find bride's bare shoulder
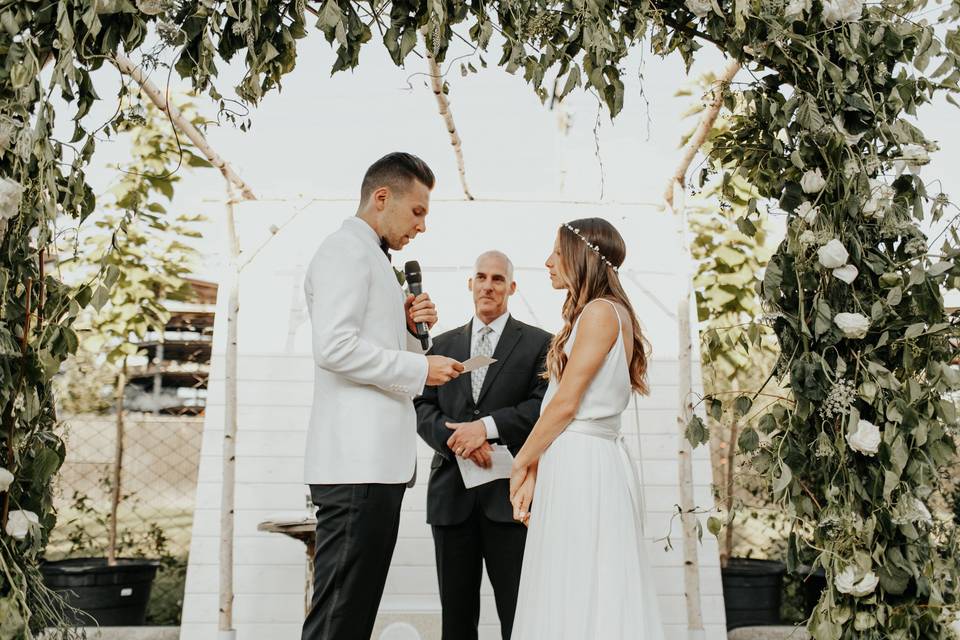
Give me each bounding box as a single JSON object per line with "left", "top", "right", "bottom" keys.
{"left": 576, "top": 300, "right": 621, "bottom": 341}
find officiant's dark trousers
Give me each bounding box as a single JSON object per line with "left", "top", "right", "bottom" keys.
{"left": 302, "top": 483, "right": 406, "bottom": 640}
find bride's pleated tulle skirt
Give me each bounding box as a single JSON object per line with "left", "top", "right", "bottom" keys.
{"left": 512, "top": 424, "right": 666, "bottom": 640}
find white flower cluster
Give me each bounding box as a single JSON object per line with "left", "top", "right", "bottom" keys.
{"left": 895, "top": 143, "right": 931, "bottom": 175}
{"left": 0, "top": 176, "right": 24, "bottom": 221}
{"left": 801, "top": 169, "right": 827, "bottom": 193}
{"left": 834, "top": 566, "right": 879, "bottom": 597}
{"left": 821, "top": 378, "right": 856, "bottom": 419}
{"left": 0, "top": 467, "right": 12, "bottom": 492}
{"left": 862, "top": 179, "right": 895, "bottom": 218}
{"left": 821, "top": 0, "right": 863, "bottom": 26}
{"left": 797, "top": 200, "right": 819, "bottom": 224}
{"left": 5, "top": 509, "right": 39, "bottom": 541}
{"left": 817, "top": 239, "right": 859, "bottom": 284}
{"left": 891, "top": 493, "right": 933, "bottom": 526}
{"left": 685, "top": 0, "right": 714, "bottom": 18}
{"left": 846, "top": 418, "right": 881, "bottom": 455}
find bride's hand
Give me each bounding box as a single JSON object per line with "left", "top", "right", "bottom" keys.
{"left": 509, "top": 462, "right": 528, "bottom": 501}
{"left": 511, "top": 474, "right": 536, "bottom": 525}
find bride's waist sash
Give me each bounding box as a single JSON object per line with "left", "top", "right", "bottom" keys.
{"left": 564, "top": 416, "right": 622, "bottom": 440}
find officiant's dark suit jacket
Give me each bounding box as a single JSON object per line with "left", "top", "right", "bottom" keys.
{"left": 415, "top": 315, "right": 551, "bottom": 525}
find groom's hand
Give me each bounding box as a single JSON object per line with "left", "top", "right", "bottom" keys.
{"left": 405, "top": 293, "right": 438, "bottom": 334}
{"left": 445, "top": 420, "right": 487, "bottom": 458}
{"left": 427, "top": 356, "right": 464, "bottom": 386}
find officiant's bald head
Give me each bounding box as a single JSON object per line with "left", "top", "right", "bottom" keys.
{"left": 470, "top": 251, "right": 516, "bottom": 324}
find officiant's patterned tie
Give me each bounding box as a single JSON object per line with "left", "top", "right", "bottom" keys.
{"left": 471, "top": 326, "right": 494, "bottom": 403}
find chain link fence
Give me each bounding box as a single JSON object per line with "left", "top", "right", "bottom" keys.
{"left": 48, "top": 413, "right": 204, "bottom": 625}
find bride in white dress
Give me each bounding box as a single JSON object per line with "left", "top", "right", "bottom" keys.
{"left": 509, "top": 218, "right": 666, "bottom": 639}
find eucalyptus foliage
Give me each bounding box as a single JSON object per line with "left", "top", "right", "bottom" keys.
{"left": 3, "top": 0, "right": 960, "bottom": 636}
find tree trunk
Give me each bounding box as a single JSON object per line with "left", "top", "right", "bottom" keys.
{"left": 219, "top": 186, "right": 241, "bottom": 638}
{"left": 107, "top": 358, "right": 127, "bottom": 566}
{"left": 722, "top": 414, "right": 739, "bottom": 567}
{"left": 676, "top": 268, "right": 705, "bottom": 638}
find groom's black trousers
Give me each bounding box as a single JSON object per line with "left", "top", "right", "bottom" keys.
{"left": 302, "top": 483, "right": 406, "bottom": 640}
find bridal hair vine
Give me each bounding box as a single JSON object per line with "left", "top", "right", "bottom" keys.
{"left": 562, "top": 222, "right": 619, "bottom": 272}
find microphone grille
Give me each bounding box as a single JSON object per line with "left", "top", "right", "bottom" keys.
{"left": 404, "top": 260, "right": 422, "bottom": 284}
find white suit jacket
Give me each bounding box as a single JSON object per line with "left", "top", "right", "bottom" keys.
{"left": 303, "top": 217, "right": 428, "bottom": 484}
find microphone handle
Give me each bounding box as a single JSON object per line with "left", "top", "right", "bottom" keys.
{"left": 408, "top": 282, "right": 431, "bottom": 349}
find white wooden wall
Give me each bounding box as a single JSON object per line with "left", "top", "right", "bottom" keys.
{"left": 180, "top": 198, "right": 726, "bottom": 640}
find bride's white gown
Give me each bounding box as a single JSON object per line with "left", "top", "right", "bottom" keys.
{"left": 512, "top": 299, "right": 666, "bottom": 639}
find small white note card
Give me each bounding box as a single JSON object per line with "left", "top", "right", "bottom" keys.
{"left": 460, "top": 356, "right": 497, "bottom": 373}
{"left": 456, "top": 445, "right": 514, "bottom": 489}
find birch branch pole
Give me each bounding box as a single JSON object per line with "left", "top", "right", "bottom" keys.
{"left": 423, "top": 35, "right": 475, "bottom": 200}
{"left": 113, "top": 53, "right": 257, "bottom": 201}
{"left": 664, "top": 59, "right": 741, "bottom": 207}
{"left": 112, "top": 51, "right": 257, "bottom": 639}
{"left": 219, "top": 185, "right": 241, "bottom": 639}
{"left": 665, "top": 59, "right": 740, "bottom": 639}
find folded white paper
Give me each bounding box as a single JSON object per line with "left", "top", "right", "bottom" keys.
{"left": 456, "top": 445, "right": 514, "bottom": 489}
{"left": 460, "top": 355, "right": 497, "bottom": 373}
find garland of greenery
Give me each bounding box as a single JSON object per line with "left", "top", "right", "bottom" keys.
{"left": 2, "top": 0, "right": 960, "bottom": 637}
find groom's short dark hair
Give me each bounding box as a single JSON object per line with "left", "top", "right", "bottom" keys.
{"left": 360, "top": 152, "right": 435, "bottom": 202}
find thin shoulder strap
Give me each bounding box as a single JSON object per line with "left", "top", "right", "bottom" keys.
{"left": 588, "top": 298, "right": 623, "bottom": 333}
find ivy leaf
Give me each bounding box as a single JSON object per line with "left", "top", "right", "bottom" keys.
{"left": 738, "top": 426, "right": 760, "bottom": 452}
{"left": 734, "top": 395, "right": 753, "bottom": 418}
{"left": 735, "top": 216, "right": 757, "bottom": 237}
{"left": 707, "top": 516, "right": 722, "bottom": 536}
{"left": 685, "top": 415, "right": 709, "bottom": 448}
{"left": 708, "top": 397, "right": 723, "bottom": 421}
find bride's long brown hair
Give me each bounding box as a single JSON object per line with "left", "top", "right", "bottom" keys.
{"left": 545, "top": 218, "right": 651, "bottom": 394}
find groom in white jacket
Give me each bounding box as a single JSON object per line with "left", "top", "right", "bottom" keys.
{"left": 302, "top": 152, "right": 463, "bottom": 640}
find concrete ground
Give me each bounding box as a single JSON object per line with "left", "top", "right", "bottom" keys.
{"left": 729, "top": 626, "right": 812, "bottom": 639}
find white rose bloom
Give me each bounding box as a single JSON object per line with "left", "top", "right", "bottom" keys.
{"left": 914, "top": 497, "right": 933, "bottom": 526}
{"left": 5, "top": 509, "right": 39, "bottom": 541}
{"left": 0, "top": 177, "right": 24, "bottom": 221}
{"left": 817, "top": 239, "right": 849, "bottom": 268}
{"left": 835, "top": 566, "right": 879, "bottom": 597}
{"left": 846, "top": 419, "right": 881, "bottom": 455}
{"left": 801, "top": 168, "right": 827, "bottom": 193}
{"left": 799, "top": 230, "right": 817, "bottom": 245}
{"left": 833, "top": 264, "right": 858, "bottom": 284}
{"left": 896, "top": 143, "right": 930, "bottom": 176}
{"left": 821, "top": 0, "right": 863, "bottom": 25}
{"left": 0, "top": 467, "right": 13, "bottom": 492}
{"left": 685, "top": 0, "right": 713, "bottom": 18}
{"left": 797, "top": 201, "right": 819, "bottom": 224}
{"left": 862, "top": 180, "right": 894, "bottom": 217}
{"left": 843, "top": 159, "right": 860, "bottom": 179}
{"left": 834, "top": 312, "right": 870, "bottom": 339}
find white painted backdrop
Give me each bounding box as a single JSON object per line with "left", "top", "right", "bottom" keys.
{"left": 179, "top": 197, "right": 726, "bottom": 640}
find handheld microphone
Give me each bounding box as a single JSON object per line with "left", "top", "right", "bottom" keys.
{"left": 404, "top": 260, "right": 431, "bottom": 350}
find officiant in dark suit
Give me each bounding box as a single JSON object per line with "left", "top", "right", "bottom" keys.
{"left": 415, "top": 251, "right": 551, "bottom": 640}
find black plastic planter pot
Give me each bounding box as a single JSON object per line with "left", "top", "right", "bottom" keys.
{"left": 721, "top": 558, "right": 787, "bottom": 630}
{"left": 41, "top": 558, "right": 160, "bottom": 626}
{"left": 796, "top": 565, "right": 827, "bottom": 617}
